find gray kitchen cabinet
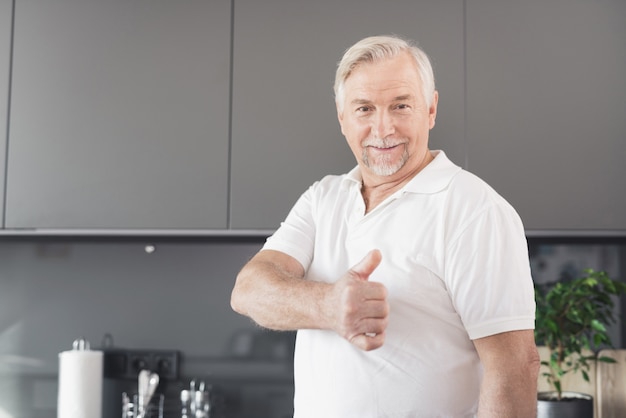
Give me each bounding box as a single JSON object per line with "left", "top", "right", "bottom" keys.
{"left": 466, "top": 0, "right": 626, "bottom": 231}
{"left": 230, "top": 0, "right": 466, "bottom": 229}
{"left": 6, "top": 0, "right": 231, "bottom": 229}
{"left": 0, "top": 0, "right": 11, "bottom": 227}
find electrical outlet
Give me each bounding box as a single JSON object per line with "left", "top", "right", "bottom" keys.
{"left": 103, "top": 348, "right": 180, "bottom": 380}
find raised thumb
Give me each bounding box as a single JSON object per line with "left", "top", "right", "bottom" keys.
{"left": 351, "top": 249, "right": 382, "bottom": 281}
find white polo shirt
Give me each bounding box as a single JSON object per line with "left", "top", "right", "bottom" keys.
{"left": 263, "top": 151, "right": 535, "bottom": 418}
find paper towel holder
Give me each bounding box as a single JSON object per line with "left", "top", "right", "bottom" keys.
{"left": 72, "top": 337, "right": 91, "bottom": 351}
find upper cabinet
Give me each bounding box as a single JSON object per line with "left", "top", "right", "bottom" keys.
{"left": 4, "top": 0, "right": 622, "bottom": 233}
{"left": 466, "top": 0, "right": 626, "bottom": 231}
{"left": 229, "top": 0, "right": 465, "bottom": 229}
{"left": 0, "top": 0, "right": 11, "bottom": 226}
{"left": 6, "top": 0, "right": 231, "bottom": 229}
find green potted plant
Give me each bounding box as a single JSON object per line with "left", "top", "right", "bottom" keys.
{"left": 534, "top": 268, "right": 626, "bottom": 418}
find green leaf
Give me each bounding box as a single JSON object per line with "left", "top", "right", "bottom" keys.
{"left": 582, "top": 369, "right": 590, "bottom": 382}
{"left": 555, "top": 380, "right": 562, "bottom": 395}
{"left": 591, "top": 319, "right": 606, "bottom": 332}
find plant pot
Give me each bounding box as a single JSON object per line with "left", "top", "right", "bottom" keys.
{"left": 537, "top": 391, "right": 593, "bottom": 418}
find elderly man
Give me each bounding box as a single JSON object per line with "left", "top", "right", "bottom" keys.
{"left": 231, "top": 35, "right": 539, "bottom": 417}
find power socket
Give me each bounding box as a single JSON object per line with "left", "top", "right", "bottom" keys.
{"left": 103, "top": 348, "right": 180, "bottom": 380}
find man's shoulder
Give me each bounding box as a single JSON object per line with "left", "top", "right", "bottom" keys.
{"left": 446, "top": 168, "right": 521, "bottom": 223}
{"left": 449, "top": 168, "right": 492, "bottom": 192}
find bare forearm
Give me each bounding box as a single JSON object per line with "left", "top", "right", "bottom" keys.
{"left": 231, "top": 254, "right": 331, "bottom": 331}
{"left": 477, "top": 369, "right": 538, "bottom": 417}
{"left": 474, "top": 330, "right": 540, "bottom": 418}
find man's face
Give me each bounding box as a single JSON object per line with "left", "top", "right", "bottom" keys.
{"left": 337, "top": 52, "right": 438, "bottom": 183}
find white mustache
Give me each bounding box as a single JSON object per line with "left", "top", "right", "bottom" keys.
{"left": 362, "top": 138, "right": 404, "bottom": 148}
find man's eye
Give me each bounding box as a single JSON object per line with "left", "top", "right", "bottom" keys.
{"left": 356, "top": 106, "right": 371, "bottom": 112}
{"left": 396, "top": 104, "right": 410, "bottom": 110}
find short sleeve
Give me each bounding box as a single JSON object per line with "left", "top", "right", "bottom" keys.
{"left": 263, "top": 182, "right": 318, "bottom": 271}
{"left": 444, "top": 201, "right": 536, "bottom": 340}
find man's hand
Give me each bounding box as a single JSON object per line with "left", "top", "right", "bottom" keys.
{"left": 328, "top": 249, "right": 389, "bottom": 351}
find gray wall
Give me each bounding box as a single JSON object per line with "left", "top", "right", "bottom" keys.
{"left": 0, "top": 240, "right": 262, "bottom": 361}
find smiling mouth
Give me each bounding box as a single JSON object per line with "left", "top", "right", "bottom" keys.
{"left": 368, "top": 143, "right": 401, "bottom": 151}
{"left": 363, "top": 138, "right": 404, "bottom": 149}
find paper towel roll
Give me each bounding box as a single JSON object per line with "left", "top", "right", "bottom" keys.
{"left": 57, "top": 349, "right": 103, "bottom": 418}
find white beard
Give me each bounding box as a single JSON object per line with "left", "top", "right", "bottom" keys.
{"left": 361, "top": 139, "right": 408, "bottom": 176}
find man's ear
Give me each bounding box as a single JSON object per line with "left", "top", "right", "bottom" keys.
{"left": 336, "top": 103, "right": 346, "bottom": 135}
{"left": 429, "top": 91, "right": 439, "bottom": 130}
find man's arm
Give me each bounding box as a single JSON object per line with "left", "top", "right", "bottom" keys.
{"left": 473, "top": 329, "right": 540, "bottom": 417}
{"left": 230, "top": 249, "right": 389, "bottom": 351}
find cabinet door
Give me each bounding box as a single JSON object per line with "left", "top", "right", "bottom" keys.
{"left": 0, "top": 0, "right": 11, "bottom": 227}
{"left": 6, "top": 0, "right": 231, "bottom": 229}
{"left": 230, "top": 0, "right": 465, "bottom": 229}
{"left": 466, "top": 0, "right": 626, "bottom": 230}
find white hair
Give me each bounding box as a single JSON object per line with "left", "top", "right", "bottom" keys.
{"left": 334, "top": 35, "right": 436, "bottom": 112}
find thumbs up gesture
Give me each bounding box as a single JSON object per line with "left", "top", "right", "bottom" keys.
{"left": 328, "top": 249, "right": 389, "bottom": 351}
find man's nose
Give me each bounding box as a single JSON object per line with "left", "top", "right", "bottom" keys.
{"left": 371, "top": 111, "right": 395, "bottom": 138}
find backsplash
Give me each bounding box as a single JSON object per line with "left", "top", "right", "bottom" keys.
{"left": 0, "top": 240, "right": 266, "bottom": 368}
{"left": 0, "top": 237, "right": 624, "bottom": 417}
{"left": 0, "top": 238, "right": 296, "bottom": 418}
{"left": 530, "top": 242, "right": 621, "bottom": 285}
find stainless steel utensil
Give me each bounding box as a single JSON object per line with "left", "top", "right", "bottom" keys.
{"left": 122, "top": 392, "right": 130, "bottom": 418}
